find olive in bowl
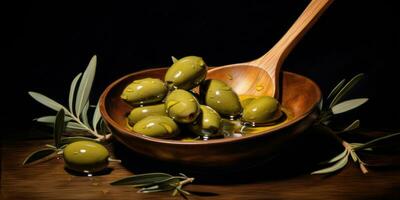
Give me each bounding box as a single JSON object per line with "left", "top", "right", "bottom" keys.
{"left": 99, "top": 68, "right": 321, "bottom": 168}
{"left": 164, "top": 56, "right": 207, "bottom": 90}
{"left": 200, "top": 79, "right": 242, "bottom": 118}
{"left": 131, "top": 116, "right": 180, "bottom": 139}
{"left": 120, "top": 78, "right": 167, "bottom": 105}
{"left": 242, "top": 96, "right": 283, "bottom": 125}
{"left": 165, "top": 89, "right": 201, "bottom": 124}
{"left": 127, "top": 104, "right": 167, "bottom": 125}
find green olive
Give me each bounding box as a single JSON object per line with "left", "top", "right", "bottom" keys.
{"left": 121, "top": 78, "right": 167, "bottom": 105}
{"left": 133, "top": 116, "right": 180, "bottom": 138}
{"left": 241, "top": 98, "right": 255, "bottom": 108}
{"left": 128, "top": 104, "right": 167, "bottom": 125}
{"left": 189, "top": 105, "right": 221, "bottom": 138}
{"left": 241, "top": 96, "right": 282, "bottom": 124}
{"left": 165, "top": 89, "right": 200, "bottom": 123}
{"left": 63, "top": 141, "right": 109, "bottom": 173}
{"left": 200, "top": 79, "right": 242, "bottom": 117}
{"left": 164, "top": 56, "right": 207, "bottom": 90}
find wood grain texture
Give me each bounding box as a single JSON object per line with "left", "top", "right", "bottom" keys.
{"left": 208, "top": 0, "right": 333, "bottom": 98}
{"left": 2, "top": 128, "right": 400, "bottom": 200}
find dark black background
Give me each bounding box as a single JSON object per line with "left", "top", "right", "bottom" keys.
{"left": 2, "top": 0, "right": 399, "bottom": 134}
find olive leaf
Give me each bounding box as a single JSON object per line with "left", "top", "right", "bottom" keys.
{"left": 175, "top": 186, "right": 191, "bottom": 200}
{"left": 28, "top": 92, "right": 68, "bottom": 113}
{"left": 66, "top": 121, "right": 87, "bottom": 130}
{"left": 60, "top": 136, "right": 99, "bottom": 146}
{"left": 171, "top": 56, "right": 178, "bottom": 64}
{"left": 110, "top": 173, "right": 173, "bottom": 186}
{"left": 329, "top": 73, "right": 365, "bottom": 108}
{"left": 34, "top": 115, "right": 72, "bottom": 123}
{"left": 92, "top": 102, "right": 101, "bottom": 131}
{"left": 81, "top": 101, "right": 91, "bottom": 127}
{"left": 138, "top": 178, "right": 181, "bottom": 193}
{"left": 54, "top": 109, "right": 65, "bottom": 148}
{"left": 69, "top": 72, "right": 82, "bottom": 114}
{"left": 311, "top": 153, "right": 349, "bottom": 174}
{"left": 353, "top": 132, "right": 400, "bottom": 151}
{"left": 331, "top": 98, "right": 368, "bottom": 114}
{"left": 320, "top": 148, "right": 348, "bottom": 164}
{"left": 327, "top": 78, "right": 346, "bottom": 100}
{"left": 75, "top": 55, "right": 96, "bottom": 116}
{"left": 349, "top": 151, "right": 358, "bottom": 162}
{"left": 342, "top": 120, "right": 360, "bottom": 132}
{"left": 22, "top": 148, "right": 57, "bottom": 165}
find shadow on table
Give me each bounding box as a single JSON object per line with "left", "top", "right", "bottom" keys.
{"left": 112, "top": 125, "right": 348, "bottom": 184}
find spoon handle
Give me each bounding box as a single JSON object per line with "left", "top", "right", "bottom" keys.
{"left": 250, "top": 0, "right": 333, "bottom": 75}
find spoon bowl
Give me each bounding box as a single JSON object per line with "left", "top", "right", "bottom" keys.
{"left": 208, "top": 0, "right": 333, "bottom": 98}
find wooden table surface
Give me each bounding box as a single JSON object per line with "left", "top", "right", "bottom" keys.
{"left": 1, "top": 126, "right": 400, "bottom": 200}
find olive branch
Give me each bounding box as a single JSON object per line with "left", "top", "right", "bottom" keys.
{"left": 312, "top": 73, "right": 400, "bottom": 174}
{"left": 111, "top": 172, "right": 194, "bottom": 199}
{"left": 29, "top": 55, "right": 111, "bottom": 141}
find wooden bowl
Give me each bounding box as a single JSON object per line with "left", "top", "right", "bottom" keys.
{"left": 99, "top": 68, "right": 321, "bottom": 168}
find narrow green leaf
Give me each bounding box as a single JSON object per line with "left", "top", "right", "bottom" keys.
{"left": 28, "top": 91, "right": 67, "bottom": 113}
{"left": 139, "top": 187, "right": 174, "bottom": 193}
{"left": 331, "top": 98, "right": 368, "bottom": 114}
{"left": 60, "top": 136, "right": 99, "bottom": 146}
{"left": 327, "top": 79, "right": 346, "bottom": 100}
{"left": 110, "top": 173, "right": 173, "bottom": 186}
{"left": 311, "top": 155, "right": 349, "bottom": 175}
{"left": 45, "top": 144, "right": 57, "bottom": 149}
{"left": 318, "top": 99, "right": 323, "bottom": 111}
{"left": 343, "top": 120, "right": 360, "bottom": 132}
{"left": 54, "top": 109, "right": 65, "bottom": 148}
{"left": 329, "top": 73, "right": 365, "bottom": 108}
{"left": 171, "top": 56, "right": 178, "bottom": 63}
{"left": 92, "top": 102, "right": 102, "bottom": 131}
{"left": 172, "top": 185, "right": 180, "bottom": 196}
{"left": 321, "top": 148, "right": 348, "bottom": 164}
{"left": 75, "top": 55, "right": 97, "bottom": 116}
{"left": 69, "top": 73, "right": 82, "bottom": 114}
{"left": 99, "top": 118, "right": 110, "bottom": 135}
{"left": 35, "top": 116, "right": 72, "bottom": 123}
{"left": 22, "top": 148, "right": 57, "bottom": 165}
{"left": 350, "top": 143, "right": 364, "bottom": 148}
{"left": 81, "top": 101, "right": 91, "bottom": 127}
{"left": 176, "top": 187, "right": 191, "bottom": 196}
{"left": 349, "top": 151, "right": 358, "bottom": 162}
{"left": 354, "top": 132, "right": 400, "bottom": 151}
{"left": 66, "top": 121, "right": 87, "bottom": 130}
{"left": 138, "top": 178, "right": 180, "bottom": 193}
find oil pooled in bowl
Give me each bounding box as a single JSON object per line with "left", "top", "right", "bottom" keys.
{"left": 124, "top": 94, "right": 293, "bottom": 141}
{"left": 180, "top": 95, "right": 294, "bottom": 141}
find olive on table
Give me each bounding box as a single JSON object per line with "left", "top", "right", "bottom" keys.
{"left": 165, "top": 89, "right": 201, "bottom": 123}
{"left": 241, "top": 96, "right": 282, "bottom": 124}
{"left": 164, "top": 56, "right": 207, "bottom": 90}
{"left": 132, "top": 116, "right": 180, "bottom": 138}
{"left": 121, "top": 78, "right": 167, "bottom": 105}
{"left": 127, "top": 104, "right": 167, "bottom": 125}
{"left": 200, "top": 79, "right": 242, "bottom": 118}
{"left": 189, "top": 105, "right": 221, "bottom": 138}
{"left": 63, "top": 141, "right": 109, "bottom": 173}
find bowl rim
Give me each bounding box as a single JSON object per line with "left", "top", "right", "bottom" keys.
{"left": 99, "top": 67, "right": 321, "bottom": 146}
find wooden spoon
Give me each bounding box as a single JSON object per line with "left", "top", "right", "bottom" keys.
{"left": 207, "top": 0, "right": 333, "bottom": 99}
